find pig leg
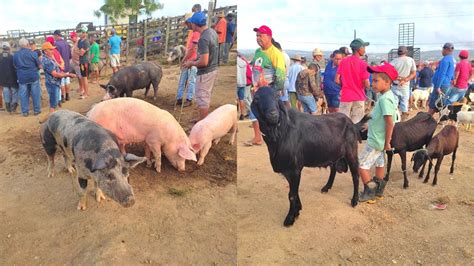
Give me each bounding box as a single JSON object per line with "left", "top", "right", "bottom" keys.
{"left": 47, "top": 154, "right": 56, "bottom": 178}
{"left": 62, "top": 153, "right": 76, "bottom": 175}
{"left": 213, "top": 138, "right": 221, "bottom": 145}
{"left": 119, "top": 143, "right": 126, "bottom": 154}
{"left": 229, "top": 123, "right": 237, "bottom": 145}
{"left": 144, "top": 83, "right": 151, "bottom": 98}
{"left": 76, "top": 175, "right": 89, "bottom": 211}
{"left": 94, "top": 181, "right": 106, "bottom": 203}
{"left": 145, "top": 144, "right": 154, "bottom": 168}
{"left": 150, "top": 144, "right": 162, "bottom": 173}
{"left": 152, "top": 79, "right": 159, "bottom": 100}
{"left": 197, "top": 142, "right": 212, "bottom": 166}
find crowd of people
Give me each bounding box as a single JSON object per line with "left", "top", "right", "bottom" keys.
{"left": 237, "top": 24, "right": 473, "bottom": 202}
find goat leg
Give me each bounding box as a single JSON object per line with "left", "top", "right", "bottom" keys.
{"left": 424, "top": 160, "right": 433, "bottom": 183}
{"left": 450, "top": 149, "right": 457, "bottom": 174}
{"left": 283, "top": 169, "right": 302, "bottom": 227}
{"left": 433, "top": 157, "right": 444, "bottom": 186}
{"left": 321, "top": 165, "right": 337, "bottom": 193}
{"left": 419, "top": 160, "right": 427, "bottom": 178}
{"left": 384, "top": 150, "right": 394, "bottom": 182}
{"left": 349, "top": 162, "right": 360, "bottom": 207}
{"left": 400, "top": 151, "right": 409, "bottom": 189}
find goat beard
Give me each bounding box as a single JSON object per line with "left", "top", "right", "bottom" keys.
{"left": 260, "top": 120, "right": 280, "bottom": 143}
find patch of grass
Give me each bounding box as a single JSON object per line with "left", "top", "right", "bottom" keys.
{"left": 168, "top": 187, "right": 187, "bottom": 197}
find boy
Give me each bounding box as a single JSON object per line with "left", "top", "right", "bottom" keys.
{"left": 359, "top": 63, "right": 398, "bottom": 203}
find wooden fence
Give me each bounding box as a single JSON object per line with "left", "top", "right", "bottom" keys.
{"left": 0, "top": 5, "right": 237, "bottom": 64}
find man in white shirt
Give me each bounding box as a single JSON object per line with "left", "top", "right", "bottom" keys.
{"left": 390, "top": 46, "right": 416, "bottom": 121}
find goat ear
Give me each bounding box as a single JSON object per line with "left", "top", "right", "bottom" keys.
{"left": 278, "top": 100, "right": 288, "bottom": 117}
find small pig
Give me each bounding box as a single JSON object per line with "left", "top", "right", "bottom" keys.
{"left": 166, "top": 45, "right": 186, "bottom": 64}
{"left": 188, "top": 104, "right": 238, "bottom": 166}
{"left": 40, "top": 110, "right": 146, "bottom": 210}
{"left": 87, "top": 97, "right": 197, "bottom": 172}
{"left": 101, "top": 61, "right": 163, "bottom": 101}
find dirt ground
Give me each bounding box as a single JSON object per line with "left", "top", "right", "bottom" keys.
{"left": 237, "top": 111, "right": 474, "bottom": 265}
{"left": 0, "top": 62, "right": 237, "bottom": 264}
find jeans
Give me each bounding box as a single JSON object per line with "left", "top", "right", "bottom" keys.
{"left": 176, "top": 66, "right": 197, "bottom": 101}
{"left": 244, "top": 85, "right": 252, "bottom": 113}
{"left": 19, "top": 80, "right": 41, "bottom": 115}
{"left": 2, "top": 86, "right": 19, "bottom": 104}
{"left": 223, "top": 42, "right": 231, "bottom": 63}
{"left": 46, "top": 83, "right": 59, "bottom": 109}
{"left": 391, "top": 84, "right": 410, "bottom": 112}
{"left": 444, "top": 87, "right": 467, "bottom": 105}
{"left": 297, "top": 94, "right": 317, "bottom": 114}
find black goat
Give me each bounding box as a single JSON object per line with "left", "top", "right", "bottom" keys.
{"left": 385, "top": 112, "right": 437, "bottom": 188}
{"left": 411, "top": 125, "right": 459, "bottom": 186}
{"left": 251, "top": 86, "right": 368, "bottom": 227}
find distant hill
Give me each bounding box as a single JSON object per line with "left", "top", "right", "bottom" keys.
{"left": 239, "top": 49, "right": 474, "bottom": 65}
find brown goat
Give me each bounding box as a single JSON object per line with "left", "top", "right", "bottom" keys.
{"left": 411, "top": 125, "right": 459, "bottom": 186}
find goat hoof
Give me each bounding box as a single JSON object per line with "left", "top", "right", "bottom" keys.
{"left": 432, "top": 183, "right": 437, "bottom": 186}
{"left": 283, "top": 215, "right": 295, "bottom": 227}
{"left": 321, "top": 186, "right": 330, "bottom": 193}
{"left": 423, "top": 180, "right": 428, "bottom": 183}
{"left": 351, "top": 198, "right": 359, "bottom": 207}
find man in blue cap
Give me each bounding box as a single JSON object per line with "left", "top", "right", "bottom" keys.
{"left": 183, "top": 12, "right": 219, "bottom": 122}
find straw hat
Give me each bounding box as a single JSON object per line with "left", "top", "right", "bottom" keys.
{"left": 291, "top": 54, "right": 303, "bottom": 61}
{"left": 312, "top": 48, "right": 323, "bottom": 56}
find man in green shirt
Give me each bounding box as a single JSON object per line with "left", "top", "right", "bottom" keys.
{"left": 89, "top": 35, "right": 100, "bottom": 84}
{"left": 359, "top": 63, "right": 398, "bottom": 203}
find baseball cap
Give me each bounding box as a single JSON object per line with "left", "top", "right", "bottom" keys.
{"left": 367, "top": 63, "right": 398, "bottom": 81}
{"left": 2, "top": 42, "right": 10, "bottom": 49}
{"left": 69, "top": 31, "right": 77, "bottom": 38}
{"left": 253, "top": 25, "right": 272, "bottom": 37}
{"left": 459, "top": 50, "right": 469, "bottom": 58}
{"left": 312, "top": 48, "right": 323, "bottom": 56}
{"left": 350, "top": 38, "right": 370, "bottom": 50}
{"left": 183, "top": 12, "right": 193, "bottom": 23}
{"left": 398, "top": 45, "right": 408, "bottom": 54}
{"left": 442, "top": 42, "right": 454, "bottom": 49}
{"left": 46, "top": 36, "right": 55, "bottom": 45}
{"left": 53, "top": 30, "right": 62, "bottom": 37}
{"left": 41, "top": 42, "right": 56, "bottom": 50}
{"left": 77, "top": 25, "right": 88, "bottom": 33}
{"left": 189, "top": 12, "right": 207, "bottom": 26}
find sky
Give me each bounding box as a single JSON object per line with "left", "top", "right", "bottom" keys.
{"left": 0, "top": 0, "right": 236, "bottom": 35}
{"left": 238, "top": 0, "right": 474, "bottom": 53}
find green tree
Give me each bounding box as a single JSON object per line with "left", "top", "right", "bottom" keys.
{"left": 94, "top": 0, "right": 163, "bottom": 24}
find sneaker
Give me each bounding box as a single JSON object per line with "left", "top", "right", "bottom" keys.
{"left": 359, "top": 181, "right": 377, "bottom": 203}
{"left": 183, "top": 99, "right": 192, "bottom": 107}
{"left": 373, "top": 177, "right": 387, "bottom": 198}
{"left": 176, "top": 99, "right": 183, "bottom": 106}
{"left": 34, "top": 112, "right": 41, "bottom": 116}
{"left": 239, "top": 114, "right": 244, "bottom": 121}
{"left": 23, "top": 113, "right": 29, "bottom": 117}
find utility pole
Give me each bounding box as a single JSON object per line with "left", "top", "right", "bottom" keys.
{"left": 354, "top": 30, "right": 356, "bottom": 39}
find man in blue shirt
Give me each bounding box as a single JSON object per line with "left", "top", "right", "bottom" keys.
{"left": 428, "top": 42, "right": 455, "bottom": 115}
{"left": 223, "top": 13, "right": 235, "bottom": 64}
{"left": 323, "top": 50, "right": 343, "bottom": 113}
{"left": 108, "top": 28, "right": 122, "bottom": 74}
{"left": 13, "top": 38, "right": 42, "bottom": 116}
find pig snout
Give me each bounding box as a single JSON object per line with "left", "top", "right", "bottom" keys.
{"left": 121, "top": 194, "right": 136, "bottom": 208}
{"left": 102, "top": 93, "right": 112, "bottom": 101}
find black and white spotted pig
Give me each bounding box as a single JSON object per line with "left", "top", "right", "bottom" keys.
{"left": 40, "top": 110, "right": 146, "bottom": 210}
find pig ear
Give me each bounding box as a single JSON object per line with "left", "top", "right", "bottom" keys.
{"left": 179, "top": 146, "right": 197, "bottom": 161}
{"left": 124, "top": 153, "right": 147, "bottom": 169}
{"left": 100, "top": 84, "right": 107, "bottom": 90}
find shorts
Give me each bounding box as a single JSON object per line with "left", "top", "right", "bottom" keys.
{"left": 79, "top": 63, "right": 89, "bottom": 78}
{"left": 297, "top": 94, "right": 317, "bottom": 114}
{"left": 339, "top": 101, "right": 365, "bottom": 123}
{"left": 324, "top": 93, "right": 340, "bottom": 108}
{"left": 72, "top": 62, "right": 82, "bottom": 78}
{"left": 110, "top": 54, "right": 121, "bottom": 67}
{"left": 359, "top": 144, "right": 385, "bottom": 170}
{"left": 237, "top": 87, "right": 245, "bottom": 100}
{"left": 288, "top": 92, "right": 298, "bottom": 108}
{"left": 391, "top": 84, "right": 410, "bottom": 112}
{"left": 195, "top": 70, "right": 218, "bottom": 108}
{"left": 61, "top": 77, "right": 70, "bottom": 86}
{"left": 90, "top": 62, "right": 99, "bottom": 71}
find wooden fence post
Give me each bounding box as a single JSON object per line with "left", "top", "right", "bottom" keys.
{"left": 126, "top": 21, "right": 130, "bottom": 65}
{"left": 144, "top": 19, "right": 147, "bottom": 62}
{"left": 164, "top": 17, "right": 171, "bottom": 57}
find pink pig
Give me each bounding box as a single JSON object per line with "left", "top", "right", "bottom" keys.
{"left": 87, "top": 98, "right": 196, "bottom": 172}
{"left": 188, "top": 104, "right": 237, "bottom": 166}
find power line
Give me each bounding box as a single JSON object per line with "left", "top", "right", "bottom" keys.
{"left": 281, "top": 40, "right": 474, "bottom": 46}
{"left": 289, "top": 13, "right": 473, "bottom": 22}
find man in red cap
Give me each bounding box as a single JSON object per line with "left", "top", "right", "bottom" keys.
{"left": 445, "top": 50, "right": 472, "bottom": 104}
{"left": 244, "top": 25, "right": 286, "bottom": 146}
{"left": 358, "top": 63, "right": 398, "bottom": 203}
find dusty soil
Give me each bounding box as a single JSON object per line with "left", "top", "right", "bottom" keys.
{"left": 237, "top": 111, "right": 474, "bottom": 264}
{"left": 0, "top": 62, "right": 237, "bottom": 264}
